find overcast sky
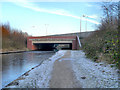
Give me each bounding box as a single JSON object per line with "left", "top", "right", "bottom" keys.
{"left": 1, "top": 0, "right": 105, "bottom": 36}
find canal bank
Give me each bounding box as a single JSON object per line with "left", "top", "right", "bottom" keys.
{"left": 4, "top": 50, "right": 119, "bottom": 88}
{"left": 2, "top": 51, "right": 55, "bottom": 88}
{"left": 0, "top": 49, "right": 30, "bottom": 54}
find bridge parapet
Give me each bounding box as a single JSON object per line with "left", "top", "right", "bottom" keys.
{"left": 27, "top": 36, "right": 80, "bottom": 50}
{"left": 29, "top": 38, "right": 75, "bottom": 41}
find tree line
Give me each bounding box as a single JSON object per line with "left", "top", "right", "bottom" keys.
{"left": 0, "top": 22, "right": 28, "bottom": 51}
{"left": 82, "top": 1, "right": 120, "bottom": 68}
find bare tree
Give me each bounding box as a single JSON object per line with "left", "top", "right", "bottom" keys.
{"left": 118, "top": 1, "right": 120, "bottom": 28}
{"left": 101, "top": 1, "right": 118, "bottom": 25}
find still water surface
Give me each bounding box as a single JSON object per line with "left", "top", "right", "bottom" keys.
{"left": 2, "top": 51, "right": 54, "bottom": 88}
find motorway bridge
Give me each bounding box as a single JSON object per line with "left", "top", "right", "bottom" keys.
{"left": 27, "top": 36, "right": 81, "bottom": 50}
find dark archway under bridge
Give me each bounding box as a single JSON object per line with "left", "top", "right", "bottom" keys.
{"left": 33, "top": 43, "right": 72, "bottom": 51}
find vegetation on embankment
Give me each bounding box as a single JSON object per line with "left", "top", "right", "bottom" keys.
{"left": 81, "top": 27, "right": 119, "bottom": 67}
{"left": 0, "top": 22, "right": 29, "bottom": 52}
{"left": 81, "top": 2, "right": 120, "bottom": 68}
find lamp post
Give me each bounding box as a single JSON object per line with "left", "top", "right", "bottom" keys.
{"left": 80, "top": 16, "right": 84, "bottom": 33}
{"left": 86, "top": 16, "right": 87, "bottom": 32}
{"left": 83, "top": 15, "right": 88, "bottom": 32}
{"left": 80, "top": 17, "right": 81, "bottom": 33}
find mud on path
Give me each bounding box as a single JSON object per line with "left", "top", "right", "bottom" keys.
{"left": 50, "top": 50, "right": 81, "bottom": 88}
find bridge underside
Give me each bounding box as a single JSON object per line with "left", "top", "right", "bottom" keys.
{"left": 32, "top": 41, "right": 73, "bottom": 50}
{"left": 27, "top": 36, "right": 80, "bottom": 51}
{"left": 33, "top": 43, "right": 72, "bottom": 51}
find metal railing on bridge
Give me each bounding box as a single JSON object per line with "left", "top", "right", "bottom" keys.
{"left": 77, "top": 35, "right": 82, "bottom": 48}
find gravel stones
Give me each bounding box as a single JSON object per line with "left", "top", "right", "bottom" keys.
{"left": 71, "top": 50, "right": 119, "bottom": 88}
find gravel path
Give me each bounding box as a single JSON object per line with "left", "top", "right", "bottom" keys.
{"left": 5, "top": 50, "right": 119, "bottom": 88}
{"left": 71, "top": 50, "right": 119, "bottom": 88}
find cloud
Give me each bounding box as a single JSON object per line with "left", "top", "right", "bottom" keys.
{"left": 86, "top": 4, "right": 93, "bottom": 7}
{"left": 11, "top": 0, "right": 100, "bottom": 24}
{"left": 88, "top": 15, "right": 98, "bottom": 19}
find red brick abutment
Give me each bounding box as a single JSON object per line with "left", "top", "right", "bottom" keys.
{"left": 27, "top": 36, "right": 81, "bottom": 51}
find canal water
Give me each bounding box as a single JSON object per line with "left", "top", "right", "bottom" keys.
{"left": 2, "top": 51, "right": 55, "bottom": 88}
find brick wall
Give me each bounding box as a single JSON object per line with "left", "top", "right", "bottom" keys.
{"left": 27, "top": 36, "right": 78, "bottom": 50}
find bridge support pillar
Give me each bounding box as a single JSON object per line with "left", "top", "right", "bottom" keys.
{"left": 72, "top": 40, "right": 77, "bottom": 50}
{"left": 27, "top": 38, "right": 37, "bottom": 50}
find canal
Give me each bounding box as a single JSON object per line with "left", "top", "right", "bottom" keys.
{"left": 2, "top": 51, "right": 55, "bottom": 88}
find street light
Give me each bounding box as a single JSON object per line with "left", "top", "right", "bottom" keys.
{"left": 80, "top": 17, "right": 82, "bottom": 33}
{"left": 83, "top": 15, "right": 88, "bottom": 32}
{"left": 80, "top": 16, "right": 84, "bottom": 33}
{"left": 80, "top": 15, "right": 88, "bottom": 33}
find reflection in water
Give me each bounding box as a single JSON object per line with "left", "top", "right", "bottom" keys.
{"left": 2, "top": 51, "right": 54, "bottom": 88}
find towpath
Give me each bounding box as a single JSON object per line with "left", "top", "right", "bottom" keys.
{"left": 50, "top": 51, "right": 81, "bottom": 88}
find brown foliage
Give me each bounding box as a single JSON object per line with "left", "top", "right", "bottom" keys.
{"left": 2, "top": 25, "right": 10, "bottom": 38}
{"left": 0, "top": 23, "right": 28, "bottom": 50}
